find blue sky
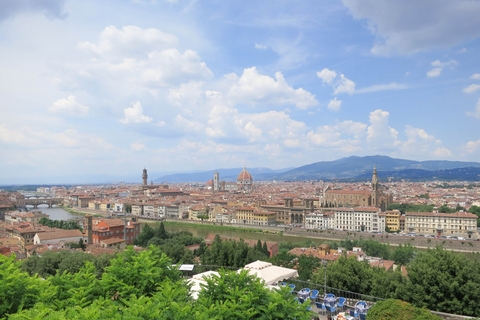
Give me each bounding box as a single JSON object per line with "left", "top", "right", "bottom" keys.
{"left": 1, "top": 0, "right": 480, "bottom": 183}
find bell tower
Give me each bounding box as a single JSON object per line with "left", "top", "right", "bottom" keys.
{"left": 371, "top": 166, "right": 379, "bottom": 207}
{"left": 142, "top": 168, "right": 148, "bottom": 186}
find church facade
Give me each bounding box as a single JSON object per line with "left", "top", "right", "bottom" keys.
{"left": 320, "top": 167, "right": 393, "bottom": 211}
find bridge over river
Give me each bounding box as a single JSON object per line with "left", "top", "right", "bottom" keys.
{"left": 24, "top": 197, "right": 63, "bottom": 208}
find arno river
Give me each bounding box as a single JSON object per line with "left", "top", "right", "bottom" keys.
{"left": 26, "top": 205, "right": 84, "bottom": 221}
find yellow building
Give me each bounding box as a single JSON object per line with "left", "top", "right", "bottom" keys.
{"left": 235, "top": 206, "right": 276, "bottom": 226}
{"left": 189, "top": 205, "right": 209, "bottom": 221}
{"left": 235, "top": 206, "right": 255, "bottom": 224}
{"left": 385, "top": 210, "right": 401, "bottom": 232}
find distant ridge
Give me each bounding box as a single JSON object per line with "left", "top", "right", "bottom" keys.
{"left": 152, "top": 156, "right": 480, "bottom": 183}
{"left": 268, "top": 155, "right": 480, "bottom": 181}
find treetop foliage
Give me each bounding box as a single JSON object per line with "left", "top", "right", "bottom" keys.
{"left": 3, "top": 246, "right": 313, "bottom": 320}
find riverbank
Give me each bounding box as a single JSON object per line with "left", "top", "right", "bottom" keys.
{"left": 153, "top": 219, "right": 480, "bottom": 255}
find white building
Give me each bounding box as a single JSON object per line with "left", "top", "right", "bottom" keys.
{"left": 333, "top": 207, "right": 385, "bottom": 232}
{"left": 305, "top": 212, "right": 330, "bottom": 229}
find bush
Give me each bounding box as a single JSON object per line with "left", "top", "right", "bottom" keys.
{"left": 367, "top": 299, "right": 441, "bottom": 320}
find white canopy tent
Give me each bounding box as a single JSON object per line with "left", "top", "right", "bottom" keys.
{"left": 187, "top": 270, "right": 220, "bottom": 299}
{"left": 242, "top": 260, "right": 298, "bottom": 285}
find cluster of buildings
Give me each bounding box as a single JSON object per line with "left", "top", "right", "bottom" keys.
{"left": 1, "top": 165, "right": 479, "bottom": 243}
{"left": 0, "top": 210, "right": 140, "bottom": 257}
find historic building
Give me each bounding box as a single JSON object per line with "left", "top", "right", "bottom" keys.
{"left": 237, "top": 165, "right": 253, "bottom": 191}
{"left": 261, "top": 198, "right": 315, "bottom": 225}
{"left": 320, "top": 166, "right": 393, "bottom": 211}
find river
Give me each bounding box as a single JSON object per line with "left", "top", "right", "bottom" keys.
{"left": 26, "top": 205, "right": 84, "bottom": 221}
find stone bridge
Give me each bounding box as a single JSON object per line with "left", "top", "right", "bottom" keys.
{"left": 24, "top": 197, "right": 64, "bottom": 208}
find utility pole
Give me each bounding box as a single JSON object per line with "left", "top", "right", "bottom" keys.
{"left": 324, "top": 260, "right": 328, "bottom": 295}
{"left": 123, "top": 205, "right": 127, "bottom": 242}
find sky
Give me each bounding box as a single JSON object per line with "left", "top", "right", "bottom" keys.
{"left": 1, "top": 0, "right": 480, "bottom": 184}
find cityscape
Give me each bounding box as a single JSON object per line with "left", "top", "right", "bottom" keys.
{"left": 2, "top": 164, "right": 480, "bottom": 319}
{"left": 2, "top": 0, "right": 480, "bottom": 319}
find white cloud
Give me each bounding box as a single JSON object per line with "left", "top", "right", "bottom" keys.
{"left": 130, "top": 142, "right": 146, "bottom": 151}
{"left": 400, "top": 125, "right": 450, "bottom": 156}
{"left": 366, "top": 109, "right": 398, "bottom": 149}
{"left": 466, "top": 98, "right": 480, "bottom": 119}
{"left": 317, "top": 68, "right": 338, "bottom": 84}
{"left": 465, "top": 139, "right": 480, "bottom": 154}
{"left": 49, "top": 95, "right": 89, "bottom": 117}
{"left": 120, "top": 101, "right": 153, "bottom": 124}
{"left": 426, "top": 60, "right": 457, "bottom": 77}
{"left": 175, "top": 115, "right": 203, "bottom": 132}
{"left": 433, "top": 147, "right": 452, "bottom": 157}
{"left": 342, "top": 0, "right": 480, "bottom": 55}
{"left": 334, "top": 74, "right": 356, "bottom": 94}
{"left": 79, "top": 25, "right": 178, "bottom": 58}
{"left": 227, "top": 67, "right": 318, "bottom": 109}
{"left": 462, "top": 84, "right": 480, "bottom": 94}
{"left": 317, "top": 68, "right": 355, "bottom": 95}
{"left": 356, "top": 82, "right": 408, "bottom": 93}
{"left": 328, "top": 97, "right": 342, "bottom": 111}
{"left": 306, "top": 120, "right": 367, "bottom": 152}
{"left": 471, "top": 73, "right": 480, "bottom": 80}
{"left": 254, "top": 43, "right": 268, "bottom": 50}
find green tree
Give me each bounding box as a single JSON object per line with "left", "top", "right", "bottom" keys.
{"left": 468, "top": 205, "right": 480, "bottom": 226}
{"left": 100, "top": 245, "right": 181, "bottom": 299}
{"left": 391, "top": 243, "right": 416, "bottom": 266}
{"left": 312, "top": 256, "right": 373, "bottom": 295}
{"left": 404, "top": 247, "right": 480, "bottom": 316}
{"left": 196, "top": 269, "right": 312, "bottom": 320}
{"left": 0, "top": 254, "right": 44, "bottom": 318}
{"left": 367, "top": 299, "right": 441, "bottom": 320}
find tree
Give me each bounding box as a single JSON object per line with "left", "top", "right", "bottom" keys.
{"left": 195, "top": 269, "right": 313, "bottom": 320}
{"left": 468, "top": 206, "right": 480, "bottom": 226}
{"left": 0, "top": 254, "right": 44, "bottom": 318}
{"left": 391, "top": 243, "right": 416, "bottom": 266}
{"left": 296, "top": 254, "right": 321, "bottom": 281}
{"left": 133, "top": 223, "right": 154, "bottom": 246}
{"left": 367, "top": 299, "right": 441, "bottom": 320}
{"left": 403, "top": 247, "right": 480, "bottom": 316}
{"left": 312, "top": 256, "right": 374, "bottom": 295}
{"left": 438, "top": 204, "right": 455, "bottom": 213}
{"left": 157, "top": 222, "right": 167, "bottom": 239}
{"left": 262, "top": 241, "right": 269, "bottom": 257}
{"left": 100, "top": 245, "right": 181, "bottom": 299}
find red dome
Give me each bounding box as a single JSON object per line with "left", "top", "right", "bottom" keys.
{"left": 237, "top": 166, "right": 253, "bottom": 182}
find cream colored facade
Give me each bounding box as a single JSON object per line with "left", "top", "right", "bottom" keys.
{"left": 405, "top": 212, "right": 478, "bottom": 238}
{"left": 234, "top": 207, "right": 276, "bottom": 225}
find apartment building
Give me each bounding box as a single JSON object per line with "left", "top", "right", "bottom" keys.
{"left": 305, "top": 211, "right": 331, "bottom": 229}
{"left": 405, "top": 211, "right": 478, "bottom": 239}
{"left": 333, "top": 207, "right": 385, "bottom": 232}
{"left": 384, "top": 210, "right": 401, "bottom": 232}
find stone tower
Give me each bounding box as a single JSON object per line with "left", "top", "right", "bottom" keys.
{"left": 85, "top": 215, "right": 93, "bottom": 245}
{"left": 142, "top": 168, "right": 148, "bottom": 186}
{"left": 371, "top": 166, "right": 379, "bottom": 207}
{"left": 213, "top": 172, "right": 219, "bottom": 192}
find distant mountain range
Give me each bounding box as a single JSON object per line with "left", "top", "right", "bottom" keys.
{"left": 154, "top": 155, "right": 480, "bottom": 183}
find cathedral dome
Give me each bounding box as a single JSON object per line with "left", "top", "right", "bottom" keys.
{"left": 237, "top": 165, "right": 253, "bottom": 182}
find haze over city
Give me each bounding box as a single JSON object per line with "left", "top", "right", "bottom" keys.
{"left": 1, "top": 0, "right": 480, "bottom": 184}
